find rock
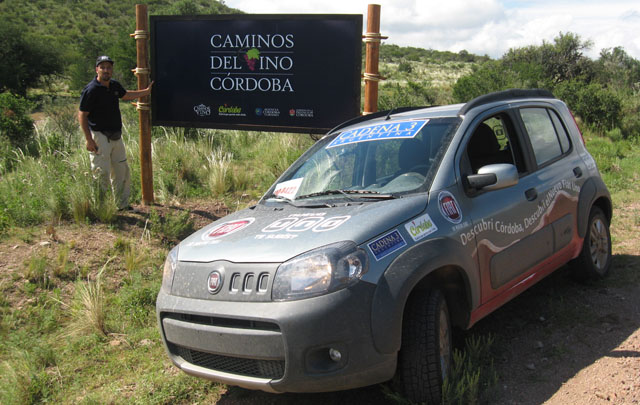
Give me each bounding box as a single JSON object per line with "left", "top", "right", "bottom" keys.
{"left": 535, "top": 341, "right": 544, "bottom": 349}
{"left": 525, "top": 363, "right": 536, "bottom": 370}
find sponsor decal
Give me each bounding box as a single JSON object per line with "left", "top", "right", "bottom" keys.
{"left": 326, "top": 120, "right": 428, "bottom": 149}
{"left": 207, "top": 270, "right": 223, "bottom": 294}
{"left": 218, "top": 104, "right": 246, "bottom": 117}
{"left": 273, "top": 178, "right": 303, "bottom": 200}
{"left": 368, "top": 229, "right": 407, "bottom": 261}
{"left": 404, "top": 213, "right": 438, "bottom": 242}
{"left": 260, "top": 213, "right": 351, "bottom": 234}
{"left": 194, "top": 104, "right": 211, "bottom": 117}
{"left": 255, "top": 107, "right": 281, "bottom": 117}
{"left": 202, "top": 218, "right": 255, "bottom": 240}
{"left": 287, "top": 108, "right": 314, "bottom": 118}
{"left": 438, "top": 191, "right": 462, "bottom": 224}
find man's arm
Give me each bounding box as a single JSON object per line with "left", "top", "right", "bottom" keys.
{"left": 78, "top": 111, "right": 98, "bottom": 153}
{"left": 121, "top": 81, "right": 154, "bottom": 101}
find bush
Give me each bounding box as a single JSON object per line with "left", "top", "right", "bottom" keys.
{"left": 379, "top": 81, "right": 437, "bottom": 110}
{"left": 0, "top": 92, "right": 35, "bottom": 150}
{"left": 555, "top": 81, "right": 621, "bottom": 130}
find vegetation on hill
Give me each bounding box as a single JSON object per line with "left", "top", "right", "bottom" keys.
{"left": 0, "top": 0, "right": 239, "bottom": 93}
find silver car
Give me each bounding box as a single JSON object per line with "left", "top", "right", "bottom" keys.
{"left": 156, "top": 89, "right": 612, "bottom": 403}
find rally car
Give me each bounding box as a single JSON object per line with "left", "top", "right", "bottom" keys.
{"left": 156, "top": 89, "right": 612, "bottom": 403}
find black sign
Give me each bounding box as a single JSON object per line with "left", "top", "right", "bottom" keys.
{"left": 150, "top": 15, "right": 362, "bottom": 134}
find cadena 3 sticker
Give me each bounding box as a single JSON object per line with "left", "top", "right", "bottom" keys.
{"left": 368, "top": 229, "right": 407, "bottom": 261}
{"left": 202, "top": 218, "right": 255, "bottom": 240}
{"left": 438, "top": 191, "right": 462, "bottom": 224}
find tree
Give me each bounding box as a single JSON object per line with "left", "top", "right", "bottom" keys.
{"left": 0, "top": 23, "right": 64, "bottom": 96}
{"left": 502, "top": 32, "right": 594, "bottom": 86}
{"left": 596, "top": 47, "right": 640, "bottom": 91}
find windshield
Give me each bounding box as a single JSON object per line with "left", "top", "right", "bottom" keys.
{"left": 265, "top": 117, "right": 460, "bottom": 202}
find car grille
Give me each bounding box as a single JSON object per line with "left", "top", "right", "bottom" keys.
{"left": 172, "top": 343, "right": 285, "bottom": 379}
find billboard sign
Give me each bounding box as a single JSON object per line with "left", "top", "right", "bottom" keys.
{"left": 150, "top": 14, "right": 362, "bottom": 133}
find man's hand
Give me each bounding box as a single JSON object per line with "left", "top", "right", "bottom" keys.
{"left": 86, "top": 138, "right": 99, "bottom": 153}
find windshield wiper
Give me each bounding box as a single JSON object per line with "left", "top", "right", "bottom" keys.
{"left": 266, "top": 195, "right": 300, "bottom": 206}
{"left": 266, "top": 195, "right": 333, "bottom": 208}
{"left": 296, "top": 189, "right": 396, "bottom": 200}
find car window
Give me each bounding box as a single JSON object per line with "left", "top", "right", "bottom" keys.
{"left": 519, "top": 108, "right": 565, "bottom": 165}
{"left": 466, "top": 115, "right": 523, "bottom": 174}
{"left": 549, "top": 110, "right": 571, "bottom": 153}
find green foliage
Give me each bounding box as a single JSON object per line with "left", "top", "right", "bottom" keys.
{"left": 0, "top": 22, "right": 65, "bottom": 96}
{"left": 0, "top": 92, "right": 35, "bottom": 151}
{"left": 149, "top": 208, "right": 195, "bottom": 243}
{"left": 0, "top": 0, "right": 240, "bottom": 92}
{"left": 442, "top": 334, "right": 498, "bottom": 405}
{"left": 452, "top": 60, "right": 522, "bottom": 102}
{"left": 555, "top": 81, "right": 621, "bottom": 130}
{"left": 595, "top": 47, "right": 640, "bottom": 90}
{"left": 379, "top": 44, "right": 490, "bottom": 64}
{"left": 379, "top": 81, "right": 437, "bottom": 110}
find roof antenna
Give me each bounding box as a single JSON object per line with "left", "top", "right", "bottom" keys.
{"left": 385, "top": 107, "right": 396, "bottom": 120}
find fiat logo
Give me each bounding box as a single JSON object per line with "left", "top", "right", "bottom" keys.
{"left": 207, "top": 271, "right": 223, "bottom": 294}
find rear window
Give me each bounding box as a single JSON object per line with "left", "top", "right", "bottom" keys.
{"left": 519, "top": 108, "right": 570, "bottom": 166}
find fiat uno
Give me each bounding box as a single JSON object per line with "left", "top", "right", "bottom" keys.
{"left": 156, "top": 89, "right": 612, "bottom": 403}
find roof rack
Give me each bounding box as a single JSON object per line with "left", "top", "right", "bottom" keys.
{"left": 459, "top": 88, "right": 554, "bottom": 116}
{"left": 327, "top": 106, "right": 428, "bottom": 135}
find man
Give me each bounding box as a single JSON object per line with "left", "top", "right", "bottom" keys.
{"left": 78, "top": 55, "right": 153, "bottom": 210}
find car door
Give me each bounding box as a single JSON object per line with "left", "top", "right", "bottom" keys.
{"left": 458, "top": 104, "right": 582, "bottom": 304}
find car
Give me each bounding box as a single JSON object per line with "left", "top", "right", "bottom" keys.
{"left": 156, "top": 89, "right": 612, "bottom": 403}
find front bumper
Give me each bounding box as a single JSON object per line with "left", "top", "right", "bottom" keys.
{"left": 156, "top": 281, "right": 396, "bottom": 393}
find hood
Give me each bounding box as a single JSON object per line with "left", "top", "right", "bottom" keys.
{"left": 177, "top": 195, "right": 428, "bottom": 263}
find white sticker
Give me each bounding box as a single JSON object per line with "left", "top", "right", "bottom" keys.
{"left": 405, "top": 213, "right": 438, "bottom": 242}
{"left": 273, "top": 178, "right": 303, "bottom": 200}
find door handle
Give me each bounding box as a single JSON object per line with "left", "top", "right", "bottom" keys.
{"left": 525, "top": 188, "right": 538, "bottom": 201}
{"left": 573, "top": 167, "right": 583, "bottom": 178}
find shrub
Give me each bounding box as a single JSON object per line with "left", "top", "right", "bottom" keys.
{"left": 0, "top": 92, "right": 35, "bottom": 150}
{"left": 149, "top": 209, "right": 195, "bottom": 244}
{"left": 555, "top": 81, "right": 621, "bottom": 130}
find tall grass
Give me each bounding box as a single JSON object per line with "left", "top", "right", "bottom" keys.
{"left": 0, "top": 107, "right": 314, "bottom": 231}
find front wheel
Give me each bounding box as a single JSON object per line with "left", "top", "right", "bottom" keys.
{"left": 396, "top": 289, "right": 452, "bottom": 404}
{"left": 570, "top": 206, "right": 612, "bottom": 280}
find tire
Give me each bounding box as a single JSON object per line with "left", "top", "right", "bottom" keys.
{"left": 571, "top": 206, "right": 612, "bottom": 280}
{"left": 396, "top": 289, "right": 452, "bottom": 404}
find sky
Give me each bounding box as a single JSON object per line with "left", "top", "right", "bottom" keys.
{"left": 224, "top": 0, "right": 640, "bottom": 60}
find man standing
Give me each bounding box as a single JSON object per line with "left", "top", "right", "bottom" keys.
{"left": 78, "top": 55, "right": 153, "bottom": 210}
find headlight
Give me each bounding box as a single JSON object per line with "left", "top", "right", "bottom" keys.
{"left": 272, "top": 241, "right": 369, "bottom": 301}
{"left": 161, "top": 245, "right": 179, "bottom": 294}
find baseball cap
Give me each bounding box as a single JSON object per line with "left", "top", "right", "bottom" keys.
{"left": 96, "top": 55, "right": 114, "bottom": 67}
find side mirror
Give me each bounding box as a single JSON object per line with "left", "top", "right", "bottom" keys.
{"left": 466, "top": 163, "right": 518, "bottom": 191}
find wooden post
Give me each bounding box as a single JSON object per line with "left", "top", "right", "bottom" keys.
{"left": 131, "top": 4, "right": 154, "bottom": 204}
{"left": 363, "top": 4, "right": 386, "bottom": 115}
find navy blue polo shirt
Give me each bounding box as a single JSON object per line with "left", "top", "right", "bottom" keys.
{"left": 79, "top": 78, "right": 127, "bottom": 132}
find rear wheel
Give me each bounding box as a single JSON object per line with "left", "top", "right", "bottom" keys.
{"left": 571, "top": 206, "right": 611, "bottom": 280}
{"left": 397, "top": 289, "right": 452, "bottom": 404}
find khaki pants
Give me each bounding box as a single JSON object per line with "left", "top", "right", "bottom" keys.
{"left": 89, "top": 131, "right": 131, "bottom": 209}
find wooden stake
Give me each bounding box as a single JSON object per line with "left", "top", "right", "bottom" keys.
{"left": 132, "top": 4, "right": 154, "bottom": 204}
{"left": 363, "top": 4, "right": 386, "bottom": 115}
